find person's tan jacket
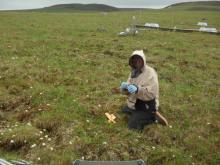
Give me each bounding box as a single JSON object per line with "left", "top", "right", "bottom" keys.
{"left": 125, "top": 50, "right": 159, "bottom": 110}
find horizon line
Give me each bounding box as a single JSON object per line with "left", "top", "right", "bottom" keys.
{"left": 0, "top": 3, "right": 168, "bottom": 11}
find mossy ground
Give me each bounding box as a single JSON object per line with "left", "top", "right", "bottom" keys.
{"left": 0, "top": 9, "right": 219, "bottom": 165}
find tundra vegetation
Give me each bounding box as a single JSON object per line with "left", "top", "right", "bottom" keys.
{"left": 0, "top": 2, "right": 220, "bottom": 165}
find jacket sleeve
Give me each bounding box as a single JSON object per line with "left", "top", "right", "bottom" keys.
{"left": 136, "top": 71, "right": 159, "bottom": 102}
{"left": 127, "top": 73, "right": 131, "bottom": 83}
{"left": 121, "top": 74, "right": 132, "bottom": 95}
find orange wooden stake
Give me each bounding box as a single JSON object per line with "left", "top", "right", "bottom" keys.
{"left": 105, "top": 113, "right": 116, "bottom": 123}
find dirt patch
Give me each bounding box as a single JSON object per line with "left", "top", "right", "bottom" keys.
{"left": 0, "top": 96, "right": 31, "bottom": 112}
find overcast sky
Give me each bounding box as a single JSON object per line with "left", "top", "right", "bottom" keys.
{"left": 0, "top": 0, "right": 218, "bottom": 10}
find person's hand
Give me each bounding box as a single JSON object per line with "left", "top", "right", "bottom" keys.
{"left": 120, "top": 82, "right": 128, "bottom": 90}
{"left": 127, "top": 84, "right": 138, "bottom": 94}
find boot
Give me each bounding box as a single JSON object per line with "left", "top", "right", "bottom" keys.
{"left": 155, "top": 111, "right": 168, "bottom": 126}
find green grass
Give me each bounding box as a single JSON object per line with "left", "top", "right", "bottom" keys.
{"left": 0, "top": 7, "right": 220, "bottom": 165}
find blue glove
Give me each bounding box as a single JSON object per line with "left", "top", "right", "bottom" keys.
{"left": 127, "top": 84, "right": 138, "bottom": 94}
{"left": 120, "top": 82, "right": 128, "bottom": 90}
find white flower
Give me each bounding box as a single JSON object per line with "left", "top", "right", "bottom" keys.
{"left": 10, "top": 140, "right": 14, "bottom": 143}
{"left": 50, "top": 147, "right": 54, "bottom": 151}
{"left": 39, "top": 131, "right": 43, "bottom": 134}
{"left": 48, "top": 138, "right": 51, "bottom": 141}
{"left": 27, "top": 122, "right": 32, "bottom": 126}
{"left": 42, "top": 143, "right": 46, "bottom": 146}
{"left": 98, "top": 104, "right": 101, "bottom": 107}
{"left": 86, "top": 120, "right": 90, "bottom": 123}
{"left": 169, "top": 125, "right": 173, "bottom": 128}
{"left": 45, "top": 135, "right": 48, "bottom": 138}
{"left": 81, "top": 156, "right": 85, "bottom": 160}
{"left": 69, "top": 141, "right": 73, "bottom": 145}
{"left": 46, "top": 103, "right": 50, "bottom": 106}
{"left": 37, "top": 157, "right": 41, "bottom": 161}
{"left": 152, "top": 146, "right": 155, "bottom": 150}
{"left": 102, "top": 141, "right": 107, "bottom": 145}
{"left": 39, "top": 137, "right": 44, "bottom": 140}
{"left": 43, "top": 129, "right": 46, "bottom": 132}
{"left": 31, "top": 144, "right": 37, "bottom": 148}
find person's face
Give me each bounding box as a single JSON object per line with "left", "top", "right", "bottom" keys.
{"left": 130, "top": 56, "right": 144, "bottom": 70}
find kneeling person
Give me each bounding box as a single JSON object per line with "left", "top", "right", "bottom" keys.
{"left": 120, "top": 50, "right": 167, "bottom": 131}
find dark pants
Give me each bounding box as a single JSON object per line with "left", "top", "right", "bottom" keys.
{"left": 122, "top": 99, "right": 156, "bottom": 131}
